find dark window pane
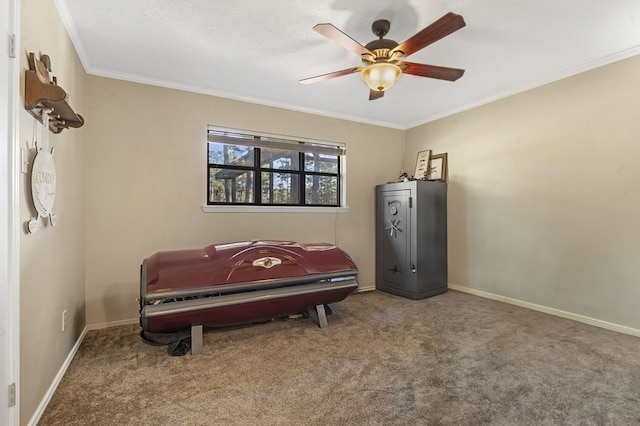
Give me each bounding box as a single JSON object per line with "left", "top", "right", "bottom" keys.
{"left": 208, "top": 132, "right": 341, "bottom": 207}
{"left": 305, "top": 175, "right": 338, "bottom": 205}
{"left": 209, "top": 167, "right": 254, "bottom": 203}
{"left": 304, "top": 153, "right": 338, "bottom": 173}
{"left": 208, "top": 142, "right": 254, "bottom": 167}
{"left": 261, "top": 172, "right": 299, "bottom": 204}
{"left": 260, "top": 148, "right": 300, "bottom": 170}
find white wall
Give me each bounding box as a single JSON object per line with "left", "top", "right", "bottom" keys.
{"left": 405, "top": 54, "right": 640, "bottom": 330}
{"left": 19, "top": 0, "right": 86, "bottom": 421}
{"left": 84, "top": 76, "right": 405, "bottom": 326}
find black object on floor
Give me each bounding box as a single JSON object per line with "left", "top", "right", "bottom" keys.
{"left": 168, "top": 337, "right": 192, "bottom": 356}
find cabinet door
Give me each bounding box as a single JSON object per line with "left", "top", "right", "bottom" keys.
{"left": 380, "top": 189, "right": 411, "bottom": 288}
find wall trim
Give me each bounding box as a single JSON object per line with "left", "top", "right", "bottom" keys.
{"left": 87, "top": 318, "right": 138, "bottom": 331}
{"left": 405, "top": 44, "right": 640, "bottom": 129}
{"left": 356, "top": 284, "right": 375, "bottom": 293}
{"left": 27, "top": 327, "right": 88, "bottom": 426}
{"left": 448, "top": 283, "right": 640, "bottom": 338}
{"left": 29, "top": 318, "right": 140, "bottom": 423}
{"left": 26, "top": 286, "right": 640, "bottom": 424}
{"left": 51, "top": 0, "right": 90, "bottom": 72}
{"left": 51, "top": 5, "right": 640, "bottom": 133}
{"left": 30, "top": 285, "right": 640, "bottom": 426}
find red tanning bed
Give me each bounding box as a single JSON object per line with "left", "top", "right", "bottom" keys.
{"left": 139, "top": 240, "right": 358, "bottom": 353}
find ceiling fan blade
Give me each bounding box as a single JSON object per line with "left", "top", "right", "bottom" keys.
{"left": 369, "top": 89, "right": 384, "bottom": 101}
{"left": 391, "top": 12, "right": 465, "bottom": 58}
{"left": 313, "top": 23, "right": 374, "bottom": 56}
{"left": 401, "top": 62, "right": 465, "bottom": 81}
{"left": 300, "top": 67, "right": 361, "bottom": 85}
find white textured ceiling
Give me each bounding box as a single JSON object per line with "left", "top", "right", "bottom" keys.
{"left": 55, "top": 0, "right": 640, "bottom": 129}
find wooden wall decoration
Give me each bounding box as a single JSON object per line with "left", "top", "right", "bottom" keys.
{"left": 24, "top": 52, "right": 84, "bottom": 134}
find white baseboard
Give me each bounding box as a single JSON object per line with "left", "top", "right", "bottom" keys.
{"left": 35, "top": 283, "right": 638, "bottom": 425}
{"left": 356, "top": 284, "right": 375, "bottom": 293}
{"left": 87, "top": 318, "right": 138, "bottom": 331}
{"left": 28, "top": 318, "right": 138, "bottom": 425}
{"left": 27, "top": 327, "right": 88, "bottom": 426}
{"left": 448, "top": 283, "right": 640, "bottom": 338}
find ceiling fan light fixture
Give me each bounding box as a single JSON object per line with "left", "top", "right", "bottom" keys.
{"left": 361, "top": 62, "right": 401, "bottom": 92}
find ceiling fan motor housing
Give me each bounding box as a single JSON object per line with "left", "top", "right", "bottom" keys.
{"left": 362, "top": 19, "right": 404, "bottom": 65}
{"left": 362, "top": 39, "right": 404, "bottom": 65}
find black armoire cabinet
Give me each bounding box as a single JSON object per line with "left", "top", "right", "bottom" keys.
{"left": 375, "top": 180, "right": 448, "bottom": 299}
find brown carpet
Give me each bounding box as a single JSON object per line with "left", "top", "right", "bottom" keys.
{"left": 39, "top": 290, "right": 640, "bottom": 425}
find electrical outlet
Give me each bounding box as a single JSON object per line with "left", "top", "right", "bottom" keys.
{"left": 62, "top": 309, "right": 68, "bottom": 332}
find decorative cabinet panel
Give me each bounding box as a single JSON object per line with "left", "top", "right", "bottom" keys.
{"left": 375, "top": 180, "right": 448, "bottom": 299}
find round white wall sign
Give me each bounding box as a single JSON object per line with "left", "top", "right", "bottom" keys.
{"left": 31, "top": 147, "right": 56, "bottom": 217}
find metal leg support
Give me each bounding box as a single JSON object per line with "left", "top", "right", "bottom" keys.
{"left": 191, "top": 324, "right": 203, "bottom": 355}
{"left": 307, "top": 304, "right": 328, "bottom": 328}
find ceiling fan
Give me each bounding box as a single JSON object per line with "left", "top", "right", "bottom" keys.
{"left": 300, "top": 12, "right": 466, "bottom": 100}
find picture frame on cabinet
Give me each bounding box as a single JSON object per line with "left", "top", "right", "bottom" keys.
{"left": 427, "top": 153, "right": 448, "bottom": 182}
{"left": 414, "top": 150, "right": 431, "bottom": 179}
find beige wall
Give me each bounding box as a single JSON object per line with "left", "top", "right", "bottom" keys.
{"left": 19, "top": 0, "right": 86, "bottom": 422}
{"left": 84, "top": 76, "right": 405, "bottom": 325}
{"left": 405, "top": 54, "right": 640, "bottom": 329}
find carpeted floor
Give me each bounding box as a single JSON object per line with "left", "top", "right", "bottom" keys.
{"left": 39, "top": 290, "right": 640, "bottom": 425}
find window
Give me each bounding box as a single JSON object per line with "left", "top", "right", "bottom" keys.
{"left": 207, "top": 127, "right": 344, "bottom": 207}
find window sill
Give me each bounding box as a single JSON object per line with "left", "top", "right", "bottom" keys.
{"left": 201, "top": 205, "right": 350, "bottom": 214}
